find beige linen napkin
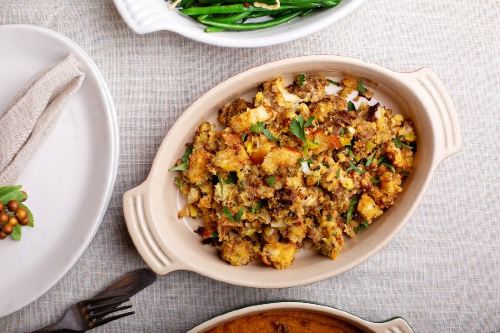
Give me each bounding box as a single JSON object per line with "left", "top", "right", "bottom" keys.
{"left": 0, "top": 55, "right": 85, "bottom": 184}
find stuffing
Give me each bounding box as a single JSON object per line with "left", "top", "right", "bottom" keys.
{"left": 171, "top": 74, "right": 415, "bottom": 269}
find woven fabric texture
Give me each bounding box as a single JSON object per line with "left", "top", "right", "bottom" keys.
{"left": 0, "top": 55, "right": 84, "bottom": 184}
{"left": 0, "top": 0, "right": 499, "bottom": 332}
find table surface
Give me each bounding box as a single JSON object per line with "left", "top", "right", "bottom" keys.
{"left": 0, "top": 0, "right": 499, "bottom": 332}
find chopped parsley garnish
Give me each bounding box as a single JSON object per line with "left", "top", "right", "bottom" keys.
{"left": 393, "top": 136, "right": 413, "bottom": 150}
{"left": 297, "top": 73, "right": 306, "bottom": 87}
{"left": 347, "top": 101, "right": 356, "bottom": 112}
{"left": 336, "top": 168, "right": 341, "bottom": 178}
{"left": 357, "top": 80, "right": 367, "bottom": 94}
{"left": 346, "top": 161, "right": 365, "bottom": 174}
{"left": 345, "top": 196, "right": 359, "bottom": 224}
{"left": 298, "top": 157, "right": 313, "bottom": 166}
{"left": 210, "top": 231, "right": 218, "bottom": 238}
{"left": 266, "top": 175, "right": 276, "bottom": 186}
{"left": 251, "top": 200, "right": 265, "bottom": 213}
{"left": 241, "top": 133, "right": 247, "bottom": 142}
{"left": 169, "top": 145, "right": 193, "bottom": 172}
{"left": 327, "top": 79, "right": 341, "bottom": 86}
{"left": 222, "top": 207, "right": 244, "bottom": 222}
{"left": 355, "top": 221, "right": 369, "bottom": 233}
{"left": 347, "top": 148, "right": 356, "bottom": 160}
{"left": 225, "top": 171, "right": 238, "bottom": 184}
{"left": 365, "top": 153, "right": 376, "bottom": 167}
{"left": 290, "top": 115, "right": 314, "bottom": 143}
{"left": 378, "top": 157, "right": 396, "bottom": 172}
{"left": 371, "top": 177, "right": 381, "bottom": 185}
{"left": 250, "top": 121, "right": 277, "bottom": 141}
{"left": 339, "top": 127, "right": 346, "bottom": 136}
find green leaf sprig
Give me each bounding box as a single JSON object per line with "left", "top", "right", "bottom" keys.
{"left": 169, "top": 145, "right": 193, "bottom": 172}
{"left": 222, "top": 207, "right": 244, "bottom": 222}
{"left": 345, "top": 196, "right": 359, "bottom": 224}
{"left": 250, "top": 122, "right": 277, "bottom": 141}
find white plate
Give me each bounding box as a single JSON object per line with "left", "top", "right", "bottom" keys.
{"left": 0, "top": 25, "right": 119, "bottom": 317}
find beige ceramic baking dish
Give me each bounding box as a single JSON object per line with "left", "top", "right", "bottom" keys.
{"left": 188, "top": 302, "right": 414, "bottom": 332}
{"left": 123, "top": 55, "right": 462, "bottom": 288}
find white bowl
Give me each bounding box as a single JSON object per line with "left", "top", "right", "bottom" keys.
{"left": 112, "top": 0, "right": 366, "bottom": 48}
{"left": 189, "top": 302, "right": 414, "bottom": 332}
{"left": 123, "top": 55, "right": 462, "bottom": 288}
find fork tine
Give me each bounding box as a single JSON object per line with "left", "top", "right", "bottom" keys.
{"left": 89, "top": 304, "right": 133, "bottom": 319}
{"left": 91, "top": 311, "right": 135, "bottom": 328}
{"left": 87, "top": 296, "right": 130, "bottom": 311}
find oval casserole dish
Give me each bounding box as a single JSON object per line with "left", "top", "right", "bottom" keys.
{"left": 123, "top": 55, "right": 462, "bottom": 288}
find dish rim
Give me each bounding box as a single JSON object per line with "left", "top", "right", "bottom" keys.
{"left": 0, "top": 24, "right": 120, "bottom": 318}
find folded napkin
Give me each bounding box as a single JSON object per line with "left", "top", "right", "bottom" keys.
{"left": 0, "top": 55, "right": 85, "bottom": 184}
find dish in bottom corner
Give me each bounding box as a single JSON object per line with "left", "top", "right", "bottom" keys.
{"left": 188, "top": 302, "right": 414, "bottom": 333}
{"left": 123, "top": 55, "right": 462, "bottom": 288}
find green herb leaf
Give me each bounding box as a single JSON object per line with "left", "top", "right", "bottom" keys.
{"left": 262, "top": 127, "right": 277, "bottom": 141}
{"left": 304, "top": 116, "right": 315, "bottom": 127}
{"left": 225, "top": 172, "right": 238, "bottom": 184}
{"left": 383, "top": 162, "right": 396, "bottom": 173}
{"left": 241, "top": 133, "right": 247, "bottom": 142}
{"left": 346, "top": 196, "right": 359, "bottom": 224}
{"left": 266, "top": 175, "right": 276, "bottom": 186}
{"left": 297, "top": 73, "right": 306, "bottom": 87}
{"left": 0, "top": 187, "right": 27, "bottom": 204}
{"left": 327, "top": 79, "right": 341, "bottom": 86}
{"left": 250, "top": 122, "right": 265, "bottom": 134}
{"left": 357, "top": 80, "right": 367, "bottom": 94}
{"left": 336, "top": 168, "right": 341, "bottom": 178}
{"left": 347, "top": 101, "right": 356, "bottom": 112}
{"left": 378, "top": 157, "right": 396, "bottom": 172}
{"left": 251, "top": 122, "right": 276, "bottom": 141}
{"left": 234, "top": 208, "right": 244, "bottom": 221}
{"left": 298, "top": 157, "right": 313, "bottom": 166}
{"left": 11, "top": 224, "right": 22, "bottom": 241}
{"left": 169, "top": 145, "right": 193, "bottom": 172}
{"left": 393, "top": 136, "right": 413, "bottom": 150}
{"left": 251, "top": 200, "right": 264, "bottom": 214}
{"left": 346, "top": 161, "right": 365, "bottom": 174}
{"left": 347, "top": 148, "right": 356, "bottom": 160}
{"left": 371, "top": 177, "right": 380, "bottom": 185}
{"left": 339, "top": 127, "right": 346, "bottom": 136}
{"left": 211, "top": 231, "right": 218, "bottom": 238}
{"left": 355, "top": 220, "right": 369, "bottom": 233}
{"left": 222, "top": 207, "right": 234, "bottom": 221}
{"left": 365, "top": 153, "right": 376, "bottom": 167}
{"left": 222, "top": 207, "right": 244, "bottom": 222}
{"left": 290, "top": 116, "right": 306, "bottom": 142}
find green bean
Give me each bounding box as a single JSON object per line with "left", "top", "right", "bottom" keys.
{"left": 181, "top": 4, "right": 323, "bottom": 16}
{"left": 201, "top": 11, "right": 251, "bottom": 24}
{"left": 199, "top": 10, "right": 303, "bottom": 30}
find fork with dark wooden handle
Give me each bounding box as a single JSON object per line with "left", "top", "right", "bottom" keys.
{"left": 32, "top": 269, "right": 157, "bottom": 332}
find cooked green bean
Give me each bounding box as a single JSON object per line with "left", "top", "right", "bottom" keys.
{"left": 169, "top": 0, "right": 343, "bottom": 32}
{"left": 199, "top": 10, "right": 303, "bottom": 30}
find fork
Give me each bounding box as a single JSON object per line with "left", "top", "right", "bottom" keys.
{"left": 31, "top": 294, "right": 134, "bottom": 332}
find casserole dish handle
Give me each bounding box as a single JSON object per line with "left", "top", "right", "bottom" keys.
{"left": 404, "top": 68, "right": 463, "bottom": 160}
{"left": 123, "top": 182, "right": 183, "bottom": 275}
{"left": 371, "top": 317, "right": 414, "bottom": 333}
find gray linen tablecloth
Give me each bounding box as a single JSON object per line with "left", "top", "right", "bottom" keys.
{"left": 0, "top": 0, "right": 499, "bottom": 332}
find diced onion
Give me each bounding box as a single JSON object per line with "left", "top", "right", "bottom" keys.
{"left": 301, "top": 160, "right": 312, "bottom": 174}
{"left": 254, "top": 0, "right": 280, "bottom": 10}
